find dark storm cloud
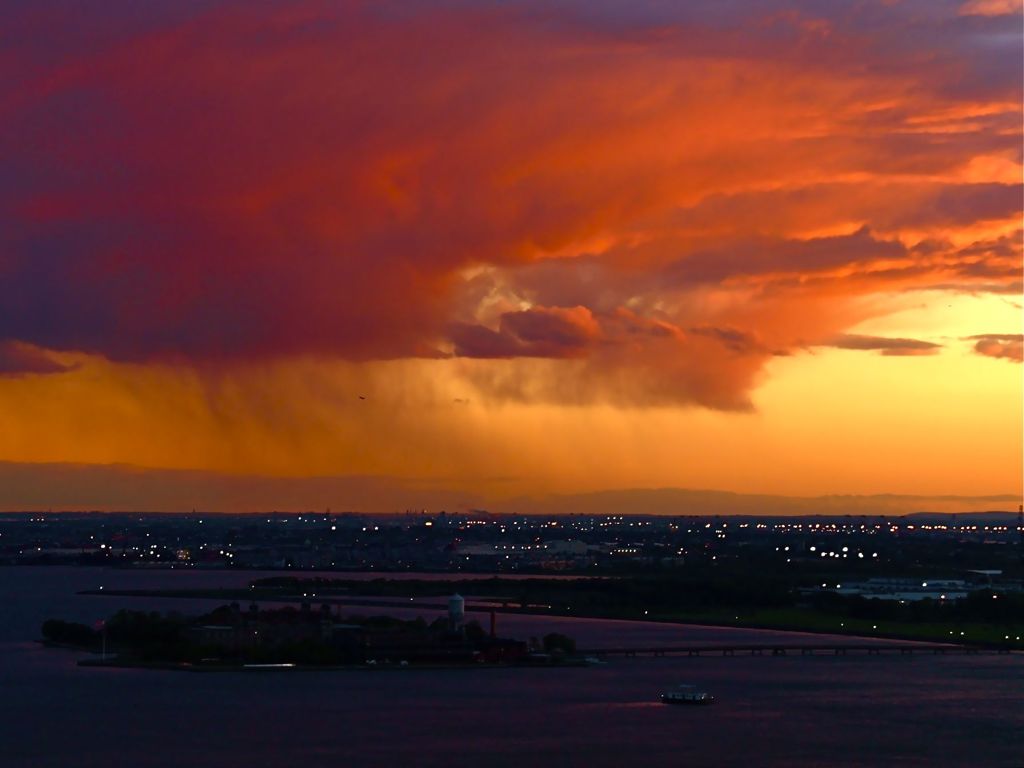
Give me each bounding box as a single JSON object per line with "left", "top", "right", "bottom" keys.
{"left": 0, "top": 341, "right": 77, "bottom": 376}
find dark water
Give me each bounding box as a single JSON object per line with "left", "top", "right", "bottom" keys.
{"left": 2, "top": 567, "right": 1021, "bottom": 767}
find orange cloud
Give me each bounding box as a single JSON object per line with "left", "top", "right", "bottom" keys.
{"left": 969, "top": 334, "right": 1024, "bottom": 362}
{"left": 959, "top": 0, "right": 1023, "bottom": 16}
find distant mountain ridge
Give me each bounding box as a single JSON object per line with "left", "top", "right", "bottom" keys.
{"left": 0, "top": 460, "right": 1018, "bottom": 516}
{"left": 902, "top": 511, "right": 1019, "bottom": 522}
{"left": 497, "top": 488, "right": 1020, "bottom": 518}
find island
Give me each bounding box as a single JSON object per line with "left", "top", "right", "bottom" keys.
{"left": 42, "top": 595, "right": 579, "bottom": 670}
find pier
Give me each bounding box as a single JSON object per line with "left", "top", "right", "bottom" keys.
{"left": 580, "top": 643, "right": 1019, "bottom": 658}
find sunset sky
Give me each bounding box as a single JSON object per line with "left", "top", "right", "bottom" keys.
{"left": 1, "top": 0, "right": 1021, "bottom": 513}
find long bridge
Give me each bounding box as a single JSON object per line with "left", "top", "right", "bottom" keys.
{"left": 579, "top": 643, "right": 1020, "bottom": 658}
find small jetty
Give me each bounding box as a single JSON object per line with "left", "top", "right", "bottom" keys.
{"left": 580, "top": 643, "right": 1019, "bottom": 658}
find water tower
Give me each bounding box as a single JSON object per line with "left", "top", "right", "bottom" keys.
{"left": 448, "top": 593, "right": 465, "bottom": 631}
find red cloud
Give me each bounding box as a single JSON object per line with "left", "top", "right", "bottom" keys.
{"left": 0, "top": 1, "right": 1020, "bottom": 407}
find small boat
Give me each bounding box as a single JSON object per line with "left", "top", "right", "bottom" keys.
{"left": 661, "top": 684, "right": 714, "bottom": 705}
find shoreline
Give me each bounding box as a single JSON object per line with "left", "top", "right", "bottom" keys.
{"left": 74, "top": 657, "right": 586, "bottom": 673}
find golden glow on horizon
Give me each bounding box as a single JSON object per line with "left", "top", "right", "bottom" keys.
{"left": 0, "top": 327, "right": 1019, "bottom": 506}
